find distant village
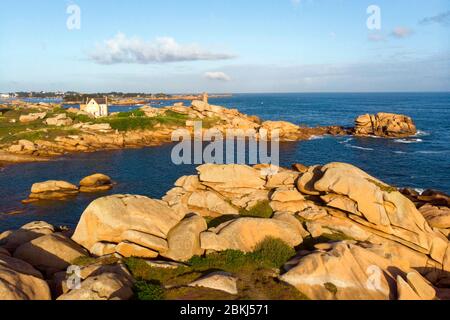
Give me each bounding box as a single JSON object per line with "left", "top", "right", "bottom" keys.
{"left": 0, "top": 91, "right": 232, "bottom": 103}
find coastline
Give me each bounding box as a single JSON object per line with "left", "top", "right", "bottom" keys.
{"left": 1, "top": 161, "right": 449, "bottom": 300}
{"left": 0, "top": 99, "right": 417, "bottom": 167}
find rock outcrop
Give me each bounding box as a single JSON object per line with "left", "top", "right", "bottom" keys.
{"left": 162, "top": 213, "right": 207, "bottom": 262}
{"left": 2, "top": 100, "right": 351, "bottom": 161}
{"left": 0, "top": 221, "right": 55, "bottom": 252}
{"left": 188, "top": 271, "right": 238, "bottom": 295}
{"left": 200, "top": 216, "right": 303, "bottom": 252}
{"left": 19, "top": 112, "right": 46, "bottom": 123}
{"left": 79, "top": 173, "right": 113, "bottom": 192}
{"left": 354, "top": 113, "right": 417, "bottom": 137}
{"left": 71, "top": 195, "right": 185, "bottom": 257}
{"left": 13, "top": 233, "right": 88, "bottom": 275}
{"left": 57, "top": 264, "right": 134, "bottom": 300}
{"left": 2, "top": 162, "right": 449, "bottom": 300}
{"left": 25, "top": 180, "right": 79, "bottom": 201}
{"left": 45, "top": 113, "right": 73, "bottom": 127}
{"left": 0, "top": 254, "right": 51, "bottom": 300}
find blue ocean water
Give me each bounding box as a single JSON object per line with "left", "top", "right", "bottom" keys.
{"left": 0, "top": 93, "right": 449, "bottom": 231}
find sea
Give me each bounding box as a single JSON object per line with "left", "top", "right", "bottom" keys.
{"left": 0, "top": 92, "right": 449, "bottom": 231}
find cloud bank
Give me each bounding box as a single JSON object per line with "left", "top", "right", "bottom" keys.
{"left": 204, "top": 71, "right": 231, "bottom": 81}
{"left": 419, "top": 11, "right": 450, "bottom": 25}
{"left": 89, "top": 33, "right": 236, "bottom": 64}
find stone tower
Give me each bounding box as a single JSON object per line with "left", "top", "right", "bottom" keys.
{"left": 202, "top": 92, "right": 208, "bottom": 104}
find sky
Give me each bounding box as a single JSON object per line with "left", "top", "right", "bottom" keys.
{"left": 0, "top": 0, "right": 449, "bottom": 93}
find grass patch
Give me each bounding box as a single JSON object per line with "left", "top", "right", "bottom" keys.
{"left": 71, "top": 255, "right": 119, "bottom": 267}
{"left": 252, "top": 238, "right": 296, "bottom": 268}
{"left": 66, "top": 113, "right": 92, "bottom": 123}
{"left": 0, "top": 107, "right": 81, "bottom": 143}
{"left": 125, "top": 238, "right": 307, "bottom": 300}
{"left": 125, "top": 237, "right": 303, "bottom": 300}
{"left": 103, "top": 116, "right": 158, "bottom": 131}
{"left": 239, "top": 200, "right": 273, "bottom": 219}
{"left": 200, "top": 116, "right": 223, "bottom": 129}
{"left": 0, "top": 127, "right": 81, "bottom": 143}
{"left": 117, "top": 109, "right": 146, "bottom": 118}
{"left": 71, "top": 256, "right": 97, "bottom": 267}
{"left": 133, "top": 280, "right": 165, "bottom": 300}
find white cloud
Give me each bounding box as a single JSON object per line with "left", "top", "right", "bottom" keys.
{"left": 89, "top": 33, "right": 236, "bottom": 64}
{"left": 204, "top": 71, "right": 231, "bottom": 81}
{"left": 291, "top": 0, "right": 301, "bottom": 6}
{"left": 419, "top": 11, "right": 450, "bottom": 26}
{"left": 391, "top": 27, "right": 413, "bottom": 39}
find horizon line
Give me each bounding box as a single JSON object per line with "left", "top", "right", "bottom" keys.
{"left": 3, "top": 91, "right": 450, "bottom": 95}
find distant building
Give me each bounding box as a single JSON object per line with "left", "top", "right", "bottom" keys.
{"left": 80, "top": 97, "right": 109, "bottom": 117}
{"left": 0, "top": 93, "right": 10, "bottom": 99}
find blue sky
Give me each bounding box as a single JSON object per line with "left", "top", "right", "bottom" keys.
{"left": 0, "top": 0, "right": 449, "bottom": 93}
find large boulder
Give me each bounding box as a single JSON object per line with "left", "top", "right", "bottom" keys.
{"left": 0, "top": 221, "right": 55, "bottom": 252}
{"left": 163, "top": 213, "right": 207, "bottom": 262}
{"left": 45, "top": 113, "right": 73, "bottom": 126}
{"left": 71, "top": 195, "right": 185, "bottom": 253}
{"left": 197, "top": 164, "right": 266, "bottom": 193}
{"left": 200, "top": 216, "right": 303, "bottom": 252}
{"left": 299, "top": 162, "right": 447, "bottom": 264}
{"left": 57, "top": 271, "right": 134, "bottom": 300}
{"left": 419, "top": 204, "right": 450, "bottom": 229}
{"left": 188, "top": 271, "right": 238, "bottom": 295}
{"left": 19, "top": 112, "right": 46, "bottom": 123}
{"left": 27, "top": 180, "right": 79, "bottom": 201}
{"left": 260, "top": 121, "right": 301, "bottom": 140}
{"left": 187, "top": 190, "right": 239, "bottom": 217}
{"left": 115, "top": 241, "right": 158, "bottom": 258}
{"left": 0, "top": 254, "right": 51, "bottom": 300}
{"left": 397, "top": 271, "right": 436, "bottom": 300}
{"left": 79, "top": 173, "right": 113, "bottom": 193}
{"left": 13, "top": 233, "right": 88, "bottom": 275}
{"left": 280, "top": 242, "right": 400, "bottom": 300}
{"left": 354, "top": 113, "right": 417, "bottom": 137}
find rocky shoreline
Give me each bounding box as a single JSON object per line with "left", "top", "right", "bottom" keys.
{"left": 0, "top": 98, "right": 416, "bottom": 166}
{"left": 1, "top": 162, "right": 449, "bottom": 300}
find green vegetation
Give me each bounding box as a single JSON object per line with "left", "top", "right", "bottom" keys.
{"left": 366, "top": 178, "right": 397, "bottom": 193}
{"left": 71, "top": 255, "right": 119, "bottom": 267}
{"left": 239, "top": 200, "right": 273, "bottom": 218}
{"left": 116, "top": 109, "right": 146, "bottom": 118}
{"left": 133, "top": 280, "right": 165, "bottom": 300}
{"left": 71, "top": 256, "right": 98, "bottom": 267}
{"left": 0, "top": 107, "right": 81, "bottom": 143}
{"left": 70, "top": 109, "right": 190, "bottom": 132}
{"left": 0, "top": 105, "right": 222, "bottom": 146}
{"left": 252, "top": 238, "right": 296, "bottom": 268}
{"left": 124, "top": 237, "right": 306, "bottom": 300}
{"left": 324, "top": 282, "right": 338, "bottom": 295}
